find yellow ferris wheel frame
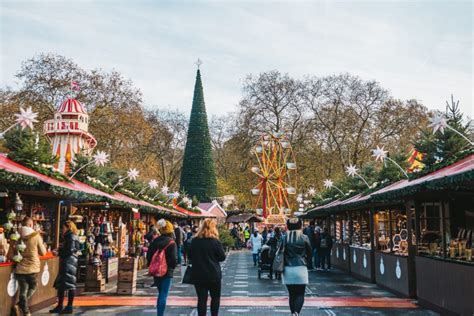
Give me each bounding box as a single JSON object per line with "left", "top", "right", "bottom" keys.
{"left": 251, "top": 132, "right": 297, "bottom": 219}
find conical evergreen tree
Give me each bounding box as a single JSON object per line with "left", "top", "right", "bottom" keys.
{"left": 179, "top": 69, "right": 217, "bottom": 201}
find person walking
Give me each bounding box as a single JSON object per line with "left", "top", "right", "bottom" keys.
{"left": 262, "top": 227, "right": 268, "bottom": 244}
{"left": 174, "top": 222, "right": 185, "bottom": 265}
{"left": 147, "top": 219, "right": 177, "bottom": 316}
{"left": 302, "top": 222, "right": 315, "bottom": 271}
{"left": 8, "top": 217, "right": 47, "bottom": 316}
{"left": 320, "top": 227, "right": 333, "bottom": 271}
{"left": 50, "top": 221, "right": 80, "bottom": 314}
{"left": 243, "top": 226, "right": 250, "bottom": 244}
{"left": 250, "top": 230, "right": 263, "bottom": 266}
{"left": 266, "top": 226, "right": 282, "bottom": 280}
{"left": 230, "top": 225, "right": 240, "bottom": 250}
{"left": 282, "top": 218, "right": 312, "bottom": 316}
{"left": 189, "top": 219, "right": 226, "bottom": 316}
{"left": 313, "top": 227, "right": 322, "bottom": 270}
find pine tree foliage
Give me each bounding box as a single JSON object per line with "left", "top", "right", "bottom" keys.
{"left": 179, "top": 69, "right": 217, "bottom": 201}
{"left": 414, "top": 95, "right": 471, "bottom": 168}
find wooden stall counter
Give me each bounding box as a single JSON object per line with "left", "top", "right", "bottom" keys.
{"left": 374, "top": 252, "right": 415, "bottom": 297}
{"left": 0, "top": 254, "right": 59, "bottom": 315}
{"left": 349, "top": 246, "right": 374, "bottom": 282}
{"left": 331, "top": 243, "right": 351, "bottom": 272}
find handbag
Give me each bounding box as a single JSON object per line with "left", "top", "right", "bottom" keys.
{"left": 272, "top": 238, "right": 285, "bottom": 273}
{"left": 182, "top": 265, "right": 194, "bottom": 284}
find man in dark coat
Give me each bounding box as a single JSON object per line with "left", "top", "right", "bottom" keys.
{"left": 319, "top": 227, "right": 334, "bottom": 271}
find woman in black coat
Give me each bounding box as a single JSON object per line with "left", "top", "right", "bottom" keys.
{"left": 50, "top": 221, "right": 80, "bottom": 314}
{"left": 189, "top": 219, "right": 226, "bottom": 316}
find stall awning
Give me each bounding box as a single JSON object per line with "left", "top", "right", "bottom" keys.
{"left": 0, "top": 154, "right": 184, "bottom": 218}
{"left": 372, "top": 154, "right": 474, "bottom": 201}
{"left": 173, "top": 204, "right": 211, "bottom": 218}
{"left": 226, "top": 213, "right": 263, "bottom": 223}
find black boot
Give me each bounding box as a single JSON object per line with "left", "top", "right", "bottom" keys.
{"left": 59, "top": 306, "right": 73, "bottom": 314}
{"left": 49, "top": 305, "right": 63, "bottom": 313}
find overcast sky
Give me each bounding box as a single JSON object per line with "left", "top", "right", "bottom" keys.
{"left": 1, "top": 0, "right": 472, "bottom": 117}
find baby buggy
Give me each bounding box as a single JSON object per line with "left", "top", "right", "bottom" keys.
{"left": 258, "top": 245, "right": 273, "bottom": 279}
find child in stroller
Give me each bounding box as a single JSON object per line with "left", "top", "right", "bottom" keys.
{"left": 258, "top": 244, "right": 273, "bottom": 279}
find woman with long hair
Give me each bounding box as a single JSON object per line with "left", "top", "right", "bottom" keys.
{"left": 189, "top": 219, "right": 226, "bottom": 316}
{"left": 50, "top": 220, "right": 80, "bottom": 314}
{"left": 282, "top": 218, "right": 312, "bottom": 316}
{"left": 146, "top": 219, "right": 177, "bottom": 316}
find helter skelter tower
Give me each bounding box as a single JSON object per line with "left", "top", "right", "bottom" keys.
{"left": 43, "top": 98, "right": 97, "bottom": 174}
{"left": 250, "top": 132, "right": 297, "bottom": 224}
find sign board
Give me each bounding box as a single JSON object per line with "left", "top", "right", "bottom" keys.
{"left": 107, "top": 257, "right": 118, "bottom": 279}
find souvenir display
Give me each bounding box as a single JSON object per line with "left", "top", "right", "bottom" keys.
{"left": 351, "top": 210, "right": 371, "bottom": 248}
{"left": 374, "top": 209, "right": 409, "bottom": 256}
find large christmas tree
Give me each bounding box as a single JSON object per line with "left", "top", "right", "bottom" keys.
{"left": 179, "top": 68, "right": 217, "bottom": 201}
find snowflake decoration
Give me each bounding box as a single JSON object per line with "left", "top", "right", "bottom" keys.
{"left": 93, "top": 151, "right": 109, "bottom": 167}
{"left": 428, "top": 114, "right": 448, "bottom": 134}
{"left": 345, "top": 164, "right": 358, "bottom": 177}
{"left": 172, "top": 191, "right": 180, "bottom": 199}
{"left": 15, "top": 107, "right": 38, "bottom": 130}
{"left": 307, "top": 187, "right": 316, "bottom": 196}
{"left": 372, "top": 146, "right": 387, "bottom": 162}
{"left": 323, "top": 179, "right": 334, "bottom": 189}
{"left": 127, "top": 168, "right": 139, "bottom": 181}
{"left": 161, "top": 186, "right": 169, "bottom": 194}
{"left": 148, "top": 179, "right": 158, "bottom": 189}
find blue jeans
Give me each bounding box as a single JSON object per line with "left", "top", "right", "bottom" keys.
{"left": 252, "top": 253, "right": 259, "bottom": 265}
{"left": 177, "top": 245, "right": 183, "bottom": 264}
{"left": 313, "top": 248, "right": 320, "bottom": 269}
{"left": 154, "top": 276, "right": 172, "bottom": 316}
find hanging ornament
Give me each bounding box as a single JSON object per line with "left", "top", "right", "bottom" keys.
{"left": 69, "top": 151, "right": 110, "bottom": 180}
{"left": 0, "top": 107, "right": 39, "bottom": 139}
{"left": 372, "top": 146, "right": 409, "bottom": 178}
{"left": 323, "top": 179, "right": 345, "bottom": 195}
{"left": 345, "top": 164, "right": 371, "bottom": 188}
{"left": 41, "top": 262, "right": 50, "bottom": 286}
{"left": 428, "top": 114, "right": 473, "bottom": 146}
{"left": 112, "top": 168, "right": 140, "bottom": 190}
{"left": 7, "top": 273, "right": 19, "bottom": 297}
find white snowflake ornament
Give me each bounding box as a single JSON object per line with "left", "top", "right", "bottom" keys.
{"left": 127, "top": 168, "right": 139, "bottom": 181}
{"left": 428, "top": 115, "right": 448, "bottom": 134}
{"left": 372, "top": 146, "right": 387, "bottom": 162}
{"left": 345, "top": 164, "right": 358, "bottom": 177}
{"left": 15, "top": 107, "right": 38, "bottom": 130}
{"left": 93, "top": 151, "right": 109, "bottom": 167}
{"left": 323, "top": 179, "right": 334, "bottom": 189}
{"left": 148, "top": 179, "right": 158, "bottom": 190}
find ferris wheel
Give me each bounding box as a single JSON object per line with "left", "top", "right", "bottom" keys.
{"left": 250, "top": 132, "right": 297, "bottom": 222}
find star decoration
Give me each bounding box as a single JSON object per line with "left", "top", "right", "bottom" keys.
{"left": 15, "top": 107, "right": 38, "bottom": 130}
{"left": 172, "top": 191, "right": 180, "bottom": 199}
{"left": 307, "top": 187, "right": 316, "bottom": 196}
{"left": 345, "top": 164, "right": 359, "bottom": 177}
{"left": 428, "top": 114, "right": 448, "bottom": 134}
{"left": 296, "top": 195, "right": 303, "bottom": 203}
{"left": 161, "top": 186, "right": 169, "bottom": 194}
{"left": 127, "top": 168, "right": 139, "bottom": 181}
{"left": 93, "top": 151, "right": 109, "bottom": 167}
{"left": 372, "top": 146, "right": 387, "bottom": 162}
{"left": 323, "top": 179, "right": 334, "bottom": 189}
{"left": 148, "top": 179, "right": 158, "bottom": 190}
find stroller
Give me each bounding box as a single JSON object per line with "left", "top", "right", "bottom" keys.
{"left": 257, "top": 245, "right": 273, "bottom": 279}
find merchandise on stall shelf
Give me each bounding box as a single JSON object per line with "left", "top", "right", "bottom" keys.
{"left": 351, "top": 211, "right": 371, "bottom": 248}
{"left": 417, "top": 202, "right": 473, "bottom": 263}
{"left": 374, "top": 210, "right": 409, "bottom": 256}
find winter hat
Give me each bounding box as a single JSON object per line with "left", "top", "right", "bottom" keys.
{"left": 286, "top": 218, "right": 302, "bottom": 231}
{"left": 157, "top": 219, "right": 174, "bottom": 235}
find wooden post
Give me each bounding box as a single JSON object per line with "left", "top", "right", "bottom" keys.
{"left": 441, "top": 200, "right": 447, "bottom": 259}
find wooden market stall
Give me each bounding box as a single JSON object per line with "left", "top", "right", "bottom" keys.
{"left": 0, "top": 154, "right": 185, "bottom": 314}
{"left": 371, "top": 155, "right": 474, "bottom": 315}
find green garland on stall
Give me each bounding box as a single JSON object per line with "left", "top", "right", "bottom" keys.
{"left": 0, "top": 170, "right": 41, "bottom": 186}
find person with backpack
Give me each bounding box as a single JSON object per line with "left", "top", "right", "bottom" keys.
{"left": 189, "top": 219, "right": 226, "bottom": 316}
{"left": 282, "top": 218, "right": 312, "bottom": 316}
{"left": 147, "top": 219, "right": 177, "bottom": 316}
{"left": 320, "top": 227, "right": 333, "bottom": 271}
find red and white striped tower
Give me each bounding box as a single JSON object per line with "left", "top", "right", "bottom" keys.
{"left": 43, "top": 98, "right": 97, "bottom": 174}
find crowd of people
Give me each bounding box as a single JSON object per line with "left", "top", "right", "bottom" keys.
{"left": 10, "top": 215, "right": 332, "bottom": 316}
{"left": 229, "top": 220, "right": 334, "bottom": 316}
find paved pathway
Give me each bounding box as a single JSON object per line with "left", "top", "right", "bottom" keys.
{"left": 37, "top": 250, "right": 438, "bottom": 315}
